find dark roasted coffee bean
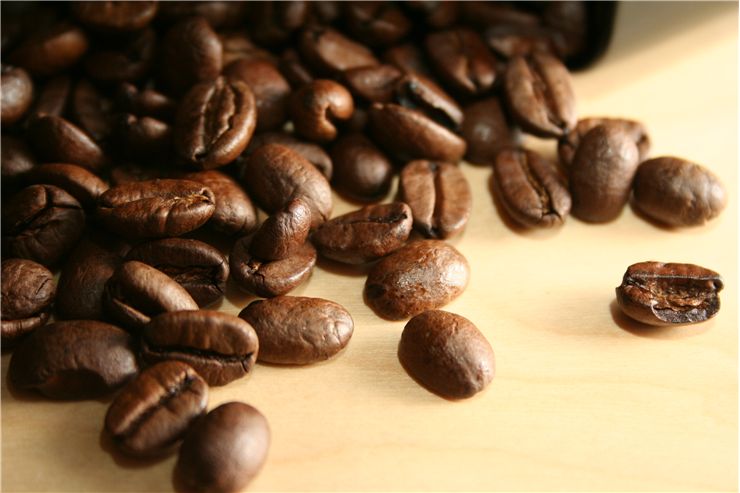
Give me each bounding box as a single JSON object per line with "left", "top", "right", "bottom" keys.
{"left": 504, "top": 52, "right": 576, "bottom": 138}
{"left": 224, "top": 59, "right": 291, "bottom": 131}
{"left": 365, "top": 240, "right": 469, "bottom": 320}
{"left": 278, "top": 48, "right": 314, "bottom": 88}
{"left": 343, "top": 1, "right": 411, "bottom": 47}
{"left": 127, "top": 238, "right": 229, "bottom": 308}
{"left": 311, "top": 1, "right": 341, "bottom": 23}
{"left": 230, "top": 238, "right": 316, "bottom": 298}
{"left": 461, "top": 2, "right": 540, "bottom": 29}
{"left": 250, "top": 198, "right": 311, "bottom": 261}
{"left": 175, "top": 402, "right": 270, "bottom": 493}
{"left": 10, "top": 23, "right": 88, "bottom": 76}
{"left": 26, "top": 163, "right": 108, "bottom": 208}
{"left": 116, "top": 83, "right": 177, "bottom": 121}
{"left": 183, "top": 170, "right": 258, "bottom": 236}
{"left": 175, "top": 77, "right": 257, "bottom": 170}
{"left": 383, "top": 43, "right": 432, "bottom": 75}
{"left": 71, "top": 79, "right": 114, "bottom": 143}
{"left": 493, "top": 148, "right": 571, "bottom": 228}
{"left": 104, "top": 260, "right": 198, "bottom": 331}
{"left": 141, "top": 310, "right": 259, "bottom": 386}
{"left": 394, "top": 72, "right": 463, "bottom": 129}
{"left": 299, "top": 26, "right": 379, "bottom": 76}
{"left": 542, "top": 1, "right": 588, "bottom": 59}
{"left": 239, "top": 296, "right": 353, "bottom": 365}
{"left": 330, "top": 133, "right": 394, "bottom": 202}
{"left": 30, "top": 74, "right": 72, "bottom": 119}
{"left": 569, "top": 124, "right": 639, "bottom": 223}
{"left": 246, "top": 132, "right": 333, "bottom": 179}
{"left": 312, "top": 202, "right": 413, "bottom": 264}
{"left": 633, "top": 157, "right": 727, "bottom": 227}
{"left": 161, "top": 17, "right": 222, "bottom": 95}
{"left": 157, "top": 1, "right": 249, "bottom": 29}
{"left": 399, "top": 160, "right": 471, "bottom": 238}
{"left": 399, "top": 310, "right": 494, "bottom": 399}
{"left": 1, "top": 259, "right": 55, "bottom": 347}
{"left": 29, "top": 115, "right": 107, "bottom": 172}
{"left": 289, "top": 79, "right": 354, "bottom": 143}
{"left": 250, "top": 1, "right": 308, "bottom": 46}
{"left": 616, "top": 262, "right": 723, "bottom": 326}
{"left": 220, "top": 31, "right": 277, "bottom": 67}
{"left": 244, "top": 143, "right": 332, "bottom": 228}
{"left": 2, "top": 184, "right": 85, "bottom": 266}
{"left": 484, "top": 24, "right": 558, "bottom": 60}
{"left": 404, "top": 1, "right": 460, "bottom": 28}
{"left": 1, "top": 135, "right": 35, "bottom": 186}
{"left": 8, "top": 320, "right": 138, "bottom": 399}
{"left": 343, "top": 64, "right": 402, "bottom": 104}
{"left": 72, "top": 1, "right": 158, "bottom": 32}
{"left": 1, "top": 65, "right": 33, "bottom": 125}
{"left": 116, "top": 114, "right": 172, "bottom": 161}
{"left": 104, "top": 361, "right": 208, "bottom": 458}
{"left": 461, "top": 97, "right": 514, "bottom": 164}
{"left": 97, "top": 179, "right": 216, "bottom": 238}
{"left": 426, "top": 29, "right": 497, "bottom": 96}
{"left": 84, "top": 28, "right": 156, "bottom": 84}
{"left": 559, "top": 117, "right": 650, "bottom": 167}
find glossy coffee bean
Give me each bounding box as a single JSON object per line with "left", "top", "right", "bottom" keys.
{"left": 29, "top": 115, "right": 106, "bottom": 173}
{"left": 10, "top": 23, "right": 88, "bottom": 76}
{"left": 71, "top": 79, "right": 114, "bottom": 143}
{"left": 26, "top": 163, "right": 108, "bottom": 208}
{"left": 1, "top": 135, "right": 36, "bottom": 186}
{"left": 104, "top": 361, "right": 208, "bottom": 458}
{"left": 161, "top": 16, "right": 222, "bottom": 95}
{"left": 632, "top": 157, "right": 727, "bottom": 227}
{"left": 399, "top": 310, "right": 495, "bottom": 399}
{"left": 250, "top": 198, "right": 311, "bottom": 261}
{"left": 30, "top": 74, "right": 72, "bottom": 119}
{"left": 365, "top": 240, "right": 469, "bottom": 320}
{"left": 343, "top": 1, "right": 411, "bottom": 47}
{"left": 299, "top": 26, "right": 379, "bottom": 76}
{"left": 246, "top": 132, "right": 333, "bottom": 180}
{"left": 425, "top": 29, "right": 497, "bottom": 96}
{"left": 493, "top": 148, "right": 571, "bottom": 228}
{"left": 461, "top": 97, "right": 514, "bottom": 164}
{"left": 330, "top": 133, "right": 393, "bottom": 202}
{"left": 461, "top": 2, "right": 540, "bottom": 30}
{"left": 616, "top": 262, "right": 723, "bottom": 326}
{"left": 175, "top": 402, "right": 270, "bottom": 493}
{"left": 383, "top": 42, "right": 432, "bottom": 76}
{"left": 1, "top": 65, "right": 33, "bottom": 125}
{"left": 394, "top": 72, "right": 463, "bottom": 129}
{"left": 8, "top": 320, "right": 138, "bottom": 399}
{"left": 83, "top": 28, "right": 156, "bottom": 84}
{"left": 239, "top": 296, "right": 353, "bottom": 365}
{"left": 399, "top": 160, "right": 472, "bottom": 238}
{"left": 289, "top": 79, "right": 354, "bottom": 143}
{"left": 109, "top": 163, "right": 168, "bottom": 187}
{"left": 558, "top": 117, "right": 650, "bottom": 167}
{"left": 1, "top": 259, "right": 55, "bottom": 347}
{"left": 484, "top": 24, "right": 558, "bottom": 60}
{"left": 72, "top": 1, "right": 158, "bottom": 32}
{"left": 115, "top": 83, "right": 177, "bottom": 121}
{"left": 182, "top": 170, "right": 258, "bottom": 236}
{"left": 312, "top": 202, "right": 413, "bottom": 264}
{"left": 141, "top": 310, "right": 259, "bottom": 386}
{"left": 343, "top": 64, "right": 402, "bottom": 104}
{"left": 224, "top": 59, "right": 291, "bottom": 131}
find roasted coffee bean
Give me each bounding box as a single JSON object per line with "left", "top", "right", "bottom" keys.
{"left": 493, "top": 148, "right": 571, "bottom": 228}
{"left": 127, "top": 238, "right": 229, "bottom": 308}
{"left": 542, "top": 1, "right": 588, "bottom": 60}
{"left": 239, "top": 296, "right": 353, "bottom": 365}
{"left": 249, "top": 1, "right": 309, "bottom": 46}
{"left": 250, "top": 198, "right": 311, "bottom": 261}
{"left": 72, "top": 1, "right": 158, "bottom": 32}
{"left": 104, "top": 361, "right": 208, "bottom": 458}
{"left": 311, "top": 1, "right": 341, "bottom": 23}
{"left": 2, "top": 184, "right": 85, "bottom": 266}
{"left": 399, "top": 310, "right": 494, "bottom": 399}
{"left": 278, "top": 48, "right": 314, "bottom": 88}
{"left": 569, "top": 124, "right": 639, "bottom": 223}
{"left": 330, "top": 133, "right": 394, "bottom": 202}
{"left": 10, "top": 23, "right": 88, "bottom": 76}
{"left": 109, "top": 162, "right": 167, "bottom": 187}
{"left": 1, "top": 65, "right": 33, "bottom": 125}
{"left": 426, "top": 29, "right": 498, "bottom": 96}
{"left": 183, "top": 170, "right": 258, "bottom": 236}
{"left": 230, "top": 237, "right": 316, "bottom": 298}
{"left": 8, "top": 320, "right": 138, "bottom": 399}
{"left": 461, "top": 2, "right": 540, "bottom": 29}
{"left": 343, "top": 1, "right": 411, "bottom": 47}
{"left": 84, "top": 28, "right": 156, "bottom": 84}
{"left": 70, "top": 79, "right": 114, "bottom": 142}
{"left": 30, "top": 74, "right": 72, "bottom": 119}
{"left": 246, "top": 132, "right": 333, "bottom": 179}
{"left": 1, "top": 259, "right": 55, "bottom": 347}
{"left": 116, "top": 114, "right": 172, "bottom": 160}
{"left": 383, "top": 42, "right": 432, "bottom": 75}
{"left": 394, "top": 72, "right": 463, "bottom": 129}
{"left": 157, "top": 1, "right": 249, "bottom": 29}
{"left": 224, "top": 59, "right": 291, "bottom": 131}
{"left": 299, "top": 26, "right": 379, "bottom": 76}
{"left": 29, "top": 115, "right": 107, "bottom": 173}
{"left": 616, "top": 262, "right": 723, "bottom": 326}
{"left": 1, "top": 135, "right": 35, "bottom": 186}
{"left": 484, "top": 23, "right": 558, "bottom": 60}
{"left": 220, "top": 31, "right": 276, "bottom": 67}
{"left": 504, "top": 52, "right": 576, "bottom": 138}
{"left": 289, "top": 79, "right": 354, "bottom": 143}
{"left": 632, "top": 157, "right": 727, "bottom": 227}
{"left": 461, "top": 97, "right": 515, "bottom": 164}
{"left": 115, "top": 83, "right": 177, "bottom": 121}
{"left": 175, "top": 77, "right": 257, "bottom": 170}
{"left": 365, "top": 240, "right": 469, "bottom": 320}
{"left": 175, "top": 402, "right": 270, "bottom": 493}
{"left": 404, "top": 1, "right": 460, "bottom": 28}
{"left": 161, "top": 17, "right": 222, "bottom": 95}
{"left": 343, "top": 64, "right": 402, "bottom": 104}
{"left": 141, "top": 310, "right": 259, "bottom": 386}
{"left": 558, "top": 117, "right": 650, "bottom": 167}
{"left": 97, "top": 179, "right": 216, "bottom": 238}
{"left": 26, "top": 163, "right": 108, "bottom": 208}
{"left": 312, "top": 202, "right": 413, "bottom": 264}
{"left": 399, "top": 160, "right": 472, "bottom": 238}
{"left": 244, "top": 143, "right": 332, "bottom": 228}
{"left": 104, "top": 260, "right": 199, "bottom": 331}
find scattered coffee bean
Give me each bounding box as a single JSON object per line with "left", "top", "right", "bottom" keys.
{"left": 10, "top": 23, "right": 89, "bottom": 77}
{"left": 161, "top": 16, "right": 222, "bottom": 95}
{"left": 404, "top": 1, "right": 460, "bottom": 29}
{"left": 383, "top": 42, "right": 432, "bottom": 75}
{"left": 224, "top": 58, "right": 291, "bottom": 131}
{"left": 246, "top": 132, "right": 333, "bottom": 179}
{"left": 461, "top": 97, "right": 515, "bottom": 164}
{"left": 330, "top": 133, "right": 394, "bottom": 202}
{"left": 28, "top": 74, "right": 72, "bottom": 119}
{"left": 1, "top": 65, "right": 33, "bottom": 125}
{"left": 250, "top": 197, "right": 311, "bottom": 261}
{"left": 115, "top": 82, "right": 176, "bottom": 121}
{"left": 115, "top": 113, "right": 172, "bottom": 161}
{"left": 425, "top": 28, "right": 498, "bottom": 96}
{"left": 183, "top": 169, "right": 258, "bottom": 236}
{"left": 289, "top": 79, "right": 354, "bottom": 143}
{"left": 83, "top": 27, "right": 156, "bottom": 84}
{"left": 249, "top": 1, "right": 308, "bottom": 46}
{"left": 558, "top": 117, "right": 650, "bottom": 167}
{"left": 28, "top": 115, "right": 107, "bottom": 173}
{"left": 343, "top": 1, "right": 410, "bottom": 47}
{"left": 26, "top": 163, "right": 108, "bottom": 208}
{"left": 72, "top": 1, "right": 158, "bottom": 32}
{"left": 1, "top": 259, "right": 55, "bottom": 347}
{"left": 299, "top": 26, "right": 379, "bottom": 76}
{"left": 343, "top": 64, "right": 403, "bottom": 104}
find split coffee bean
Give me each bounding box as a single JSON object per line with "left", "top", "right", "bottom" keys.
{"left": 1, "top": 259, "right": 55, "bottom": 347}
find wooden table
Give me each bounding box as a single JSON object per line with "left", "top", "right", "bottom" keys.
{"left": 2, "top": 2, "right": 737, "bottom": 491}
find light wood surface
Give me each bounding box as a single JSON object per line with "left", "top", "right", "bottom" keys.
{"left": 2, "top": 3, "right": 737, "bottom": 491}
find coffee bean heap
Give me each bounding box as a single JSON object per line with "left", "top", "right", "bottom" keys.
{"left": 0, "top": 2, "right": 727, "bottom": 492}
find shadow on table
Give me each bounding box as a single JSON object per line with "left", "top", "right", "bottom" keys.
{"left": 609, "top": 300, "right": 713, "bottom": 339}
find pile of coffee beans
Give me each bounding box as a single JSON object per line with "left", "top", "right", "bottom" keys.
{"left": 0, "top": 2, "right": 727, "bottom": 491}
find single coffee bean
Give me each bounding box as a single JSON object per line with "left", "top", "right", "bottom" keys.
{"left": 224, "top": 59, "right": 291, "bottom": 131}
{"left": 299, "top": 26, "right": 379, "bottom": 76}
{"left": 230, "top": 237, "right": 316, "bottom": 298}
{"left": 1, "top": 65, "right": 33, "bottom": 125}
{"left": 70, "top": 78, "right": 114, "bottom": 142}
{"left": 312, "top": 202, "right": 413, "bottom": 264}
{"left": 343, "top": 2, "right": 411, "bottom": 47}
{"left": 174, "top": 402, "right": 270, "bottom": 493}
{"left": 174, "top": 77, "right": 257, "bottom": 170}
{"left": 404, "top": 1, "right": 460, "bottom": 29}
{"left": 399, "top": 160, "right": 472, "bottom": 239}
{"left": 343, "top": 64, "right": 403, "bottom": 104}
{"left": 249, "top": 1, "right": 308, "bottom": 47}
{"left": 8, "top": 320, "right": 138, "bottom": 399}
{"left": 504, "top": 52, "right": 576, "bottom": 138}
{"left": 616, "top": 262, "right": 723, "bottom": 326}
{"left": 425, "top": 29, "right": 498, "bottom": 96}
{"left": 365, "top": 240, "right": 469, "bottom": 320}
{"left": 330, "top": 133, "right": 393, "bottom": 202}
{"left": 246, "top": 132, "right": 333, "bottom": 180}
{"left": 83, "top": 28, "right": 156, "bottom": 84}
{"left": 399, "top": 310, "right": 495, "bottom": 399}
{"left": 250, "top": 198, "right": 311, "bottom": 261}
{"left": 219, "top": 31, "right": 277, "bottom": 67}
{"left": 558, "top": 117, "right": 650, "bottom": 167}
{"left": 394, "top": 72, "right": 463, "bottom": 129}
{"left": 383, "top": 42, "right": 432, "bottom": 76}
{"left": 278, "top": 47, "right": 315, "bottom": 88}
{"left": 116, "top": 113, "right": 172, "bottom": 161}
{"left": 115, "top": 83, "right": 177, "bottom": 121}
{"left": 26, "top": 163, "right": 108, "bottom": 208}
{"left": 461, "top": 97, "right": 515, "bottom": 164}
{"left": 97, "top": 179, "right": 216, "bottom": 238}
{"left": 2, "top": 184, "right": 85, "bottom": 266}
{"left": 632, "top": 157, "right": 727, "bottom": 227}
{"left": 289, "top": 79, "right": 354, "bottom": 143}
{"left": 1, "top": 135, "right": 36, "bottom": 186}
{"left": 239, "top": 296, "right": 353, "bottom": 365}
{"left": 104, "top": 361, "right": 208, "bottom": 458}
{"left": 141, "top": 310, "right": 259, "bottom": 386}
{"left": 10, "top": 23, "right": 88, "bottom": 76}
{"left": 29, "top": 115, "right": 107, "bottom": 173}
{"left": 569, "top": 124, "right": 640, "bottom": 223}
{"left": 104, "top": 260, "right": 199, "bottom": 331}
{"left": 161, "top": 16, "right": 222, "bottom": 95}
{"left": 1, "top": 259, "right": 55, "bottom": 347}
{"left": 126, "top": 238, "right": 229, "bottom": 308}
{"left": 493, "top": 148, "right": 571, "bottom": 228}
{"left": 30, "top": 74, "right": 72, "bottom": 119}
{"left": 72, "top": 1, "right": 158, "bottom": 32}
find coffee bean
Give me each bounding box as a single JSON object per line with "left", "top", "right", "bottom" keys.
{"left": 404, "top": 1, "right": 460, "bottom": 29}
{"left": 289, "top": 79, "right": 354, "bottom": 143}
{"left": 83, "top": 28, "right": 157, "bottom": 84}
{"left": 365, "top": 240, "right": 469, "bottom": 320}
{"left": 175, "top": 402, "right": 270, "bottom": 493}
{"left": 116, "top": 113, "right": 172, "bottom": 161}
{"left": 493, "top": 148, "right": 571, "bottom": 228}
{"left": 26, "top": 163, "right": 108, "bottom": 208}
{"left": 394, "top": 72, "right": 463, "bottom": 129}
{"left": 71, "top": 78, "right": 114, "bottom": 142}
{"left": 157, "top": 1, "right": 249, "bottom": 29}
{"left": 72, "top": 1, "right": 158, "bottom": 32}
{"left": 141, "top": 310, "right": 259, "bottom": 386}
{"left": 1, "top": 65, "right": 33, "bottom": 125}
{"left": 299, "top": 26, "right": 379, "bottom": 76}
{"left": 484, "top": 24, "right": 558, "bottom": 60}
{"left": 126, "top": 238, "right": 229, "bottom": 308}
{"left": 249, "top": 1, "right": 309, "bottom": 47}
{"left": 104, "top": 361, "right": 208, "bottom": 458}
{"left": 220, "top": 31, "right": 276, "bottom": 66}
{"left": 1, "top": 135, "right": 36, "bottom": 186}
{"left": 29, "top": 115, "right": 107, "bottom": 173}
{"left": 569, "top": 124, "right": 639, "bottom": 223}
{"left": 278, "top": 47, "right": 315, "bottom": 88}
{"left": 383, "top": 42, "right": 432, "bottom": 76}
{"left": 398, "top": 310, "right": 495, "bottom": 399}
{"left": 343, "top": 2, "right": 411, "bottom": 47}
{"left": 115, "top": 83, "right": 177, "bottom": 121}
{"left": 8, "top": 320, "right": 138, "bottom": 399}
{"left": 399, "top": 160, "right": 472, "bottom": 238}
{"left": 542, "top": 1, "right": 588, "bottom": 59}
{"left": 30, "top": 74, "right": 72, "bottom": 119}
{"left": 461, "top": 97, "right": 515, "bottom": 164}
{"left": 312, "top": 202, "right": 413, "bottom": 264}
{"left": 10, "top": 23, "right": 88, "bottom": 76}
{"left": 632, "top": 157, "right": 727, "bottom": 227}
{"left": 616, "top": 262, "right": 723, "bottom": 326}
{"left": 1, "top": 259, "right": 55, "bottom": 347}
{"left": 109, "top": 163, "right": 167, "bottom": 187}
{"left": 343, "top": 64, "right": 403, "bottom": 104}
{"left": 461, "top": 2, "right": 540, "bottom": 30}
{"left": 161, "top": 16, "right": 222, "bottom": 95}
{"left": 330, "top": 133, "right": 394, "bottom": 202}
{"left": 250, "top": 198, "right": 311, "bottom": 261}
{"left": 224, "top": 59, "right": 291, "bottom": 131}
{"left": 425, "top": 29, "right": 498, "bottom": 96}
{"left": 558, "top": 117, "right": 650, "bottom": 167}
{"left": 246, "top": 132, "right": 333, "bottom": 180}
{"left": 97, "top": 179, "right": 216, "bottom": 238}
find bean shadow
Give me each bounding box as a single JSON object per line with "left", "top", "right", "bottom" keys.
{"left": 609, "top": 300, "right": 712, "bottom": 339}
{"left": 315, "top": 255, "right": 374, "bottom": 278}
{"left": 223, "top": 278, "right": 259, "bottom": 309}
{"left": 99, "top": 428, "right": 172, "bottom": 470}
